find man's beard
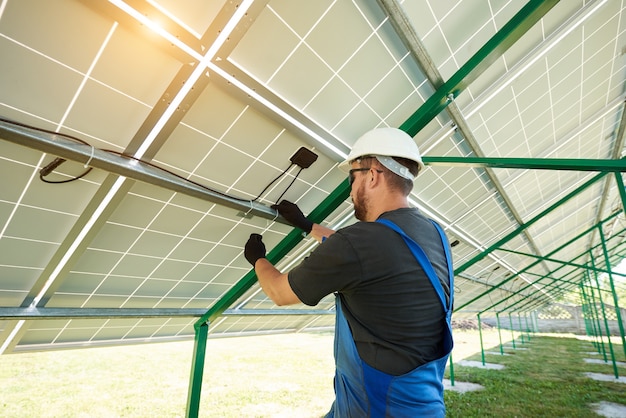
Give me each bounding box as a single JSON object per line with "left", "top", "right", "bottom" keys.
{"left": 353, "top": 182, "right": 369, "bottom": 221}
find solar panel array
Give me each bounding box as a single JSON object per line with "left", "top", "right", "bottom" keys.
{"left": 1, "top": 0, "right": 625, "bottom": 354}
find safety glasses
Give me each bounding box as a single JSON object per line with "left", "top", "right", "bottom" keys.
{"left": 348, "top": 168, "right": 370, "bottom": 185}
{"left": 348, "top": 167, "right": 383, "bottom": 185}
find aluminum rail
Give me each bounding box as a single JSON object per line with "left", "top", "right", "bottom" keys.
{"left": 0, "top": 307, "right": 334, "bottom": 319}
{"left": 0, "top": 118, "right": 290, "bottom": 226}
{"left": 0, "top": 307, "right": 208, "bottom": 319}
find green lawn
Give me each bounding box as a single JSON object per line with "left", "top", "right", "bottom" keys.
{"left": 0, "top": 330, "right": 623, "bottom": 417}
{"left": 445, "top": 334, "right": 626, "bottom": 418}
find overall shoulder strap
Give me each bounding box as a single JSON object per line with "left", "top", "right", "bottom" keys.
{"left": 376, "top": 218, "right": 453, "bottom": 313}
{"left": 430, "top": 220, "right": 454, "bottom": 311}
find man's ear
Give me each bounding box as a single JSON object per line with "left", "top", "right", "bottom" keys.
{"left": 368, "top": 168, "right": 383, "bottom": 188}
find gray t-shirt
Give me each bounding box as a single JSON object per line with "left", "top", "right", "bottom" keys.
{"left": 288, "top": 207, "right": 451, "bottom": 375}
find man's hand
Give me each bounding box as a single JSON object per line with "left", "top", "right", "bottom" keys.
{"left": 271, "top": 200, "right": 313, "bottom": 233}
{"left": 244, "top": 233, "right": 266, "bottom": 266}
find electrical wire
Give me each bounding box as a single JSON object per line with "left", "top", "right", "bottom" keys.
{"left": 0, "top": 117, "right": 95, "bottom": 184}
{"left": 274, "top": 166, "right": 303, "bottom": 204}
{"left": 252, "top": 163, "right": 294, "bottom": 202}
{"left": 39, "top": 157, "right": 93, "bottom": 184}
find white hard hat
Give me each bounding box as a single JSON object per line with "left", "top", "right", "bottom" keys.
{"left": 338, "top": 127, "right": 424, "bottom": 179}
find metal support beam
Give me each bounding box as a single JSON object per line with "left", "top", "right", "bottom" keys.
{"left": 0, "top": 119, "right": 289, "bottom": 226}
{"left": 475, "top": 215, "right": 626, "bottom": 315}
{"left": 497, "top": 247, "right": 626, "bottom": 278}
{"left": 422, "top": 156, "right": 626, "bottom": 172}
{"left": 0, "top": 307, "right": 335, "bottom": 320}
{"left": 0, "top": 307, "right": 207, "bottom": 319}
{"left": 222, "top": 309, "right": 334, "bottom": 316}
{"left": 186, "top": 321, "right": 208, "bottom": 418}
{"left": 457, "top": 273, "right": 520, "bottom": 296}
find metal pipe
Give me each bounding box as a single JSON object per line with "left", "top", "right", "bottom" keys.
{"left": 0, "top": 307, "right": 335, "bottom": 319}
{"left": 0, "top": 119, "right": 290, "bottom": 225}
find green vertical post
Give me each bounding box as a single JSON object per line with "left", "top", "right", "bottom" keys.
{"left": 599, "top": 237, "right": 626, "bottom": 358}
{"left": 580, "top": 281, "right": 595, "bottom": 344}
{"left": 496, "top": 312, "right": 504, "bottom": 355}
{"left": 477, "top": 313, "right": 485, "bottom": 365}
{"left": 186, "top": 321, "right": 209, "bottom": 418}
{"left": 524, "top": 313, "right": 531, "bottom": 341}
{"left": 590, "top": 247, "right": 619, "bottom": 378}
{"left": 518, "top": 313, "right": 525, "bottom": 344}
{"left": 509, "top": 313, "right": 516, "bottom": 349}
{"left": 587, "top": 267, "right": 607, "bottom": 360}
{"left": 448, "top": 352, "right": 455, "bottom": 386}
{"left": 608, "top": 173, "right": 626, "bottom": 357}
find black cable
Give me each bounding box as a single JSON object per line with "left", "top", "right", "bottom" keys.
{"left": 0, "top": 117, "right": 251, "bottom": 200}
{"left": 274, "top": 166, "right": 303, "bottom": 204}
{"left": 0, "top": 117, "right": 96, "bottom": 184}
{"left": 252, "top": 163, "right": 294, "bottom": 202}
{"left": 39, "top": 157, "right": 93, "bottom": 184}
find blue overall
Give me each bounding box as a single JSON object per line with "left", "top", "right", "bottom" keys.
{"left": 325, "top": 219, "right": 454, "bottom": 418}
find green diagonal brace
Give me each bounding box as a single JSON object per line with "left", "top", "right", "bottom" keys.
{"left": 194, "top": 179, "right": 351, "bottom": 328}
{"left": 455, "top": 194, "right": 615, "bottom": 311}
{"left": 186, "top": 181, "right": 350, "bottom": 418}
{"left": 483, "top": 228, "right": 626, "bottom": 315}
{"left": 498, "top": 247, "right": 626, "bottom": 278}
{"left": 471, "top": 212, "right": 626, "bottom": 315}
{"left": 195, "top": 0, "right": 562, "bottom": 334}
{"left": 400, "top": 0, "right": 559, "bottom": 136}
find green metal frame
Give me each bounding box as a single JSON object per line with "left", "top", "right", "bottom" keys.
{"left": 588, "top": 255, "right": 620, "bottom": 378}
{"left": 468, "top": 213, "right": 626, "bottom": 377}
{"left": 185, "top": 1, "right": 626, "bottom": 415}
{"left": 455, "top": 172, "right": 608, "bottom": 280}
{"left": 469, "top": 215, "right": 625, "bottom": 316}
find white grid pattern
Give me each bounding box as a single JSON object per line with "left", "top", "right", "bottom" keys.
{"left": 0, "top": 0, "right": 625, "bottom": 353}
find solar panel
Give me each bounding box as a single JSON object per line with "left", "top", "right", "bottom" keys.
{"left": 1, "top": 0, "right": 625, "bottom": 357}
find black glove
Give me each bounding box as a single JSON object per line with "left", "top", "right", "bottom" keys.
{"left": 271, "top": 200, "right": 313, "bottom": 233}
{"left": 244, "top": 233, "right": 266, "bottom": 266}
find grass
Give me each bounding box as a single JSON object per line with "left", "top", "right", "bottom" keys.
{"left": 445, "top": 334, "right": 626, "bottom": 417}
{"left": 0, "top": 329, "right": 624, "bottom": 417}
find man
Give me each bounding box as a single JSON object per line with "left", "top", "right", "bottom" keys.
{"left": 244, "top": 127, "right": 454, "bottom": 417}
